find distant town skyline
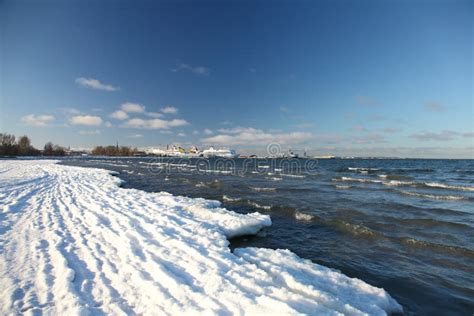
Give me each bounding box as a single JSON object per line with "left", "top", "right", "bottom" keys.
{"left": 1, "top": 0, "right": 473, "bottom": 158}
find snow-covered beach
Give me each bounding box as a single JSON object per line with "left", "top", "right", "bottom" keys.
{"left": 0, "top": 160, "right": 402, "bottom": 315}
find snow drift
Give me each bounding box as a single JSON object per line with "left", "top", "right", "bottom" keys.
{"left": 0, "top": 160, "right": 402, "bottom": 315}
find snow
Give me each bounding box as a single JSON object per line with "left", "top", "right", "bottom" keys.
{"left": 0, "top": 160, "right": 402, "bottom": 315}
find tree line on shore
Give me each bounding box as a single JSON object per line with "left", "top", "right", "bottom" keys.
{"left": 0, "top": 133, "right": 65, "bottom": 156}
{"left": 91, "top": 145, "right": 138, "bottom": 156}
{"left": 1, "top": 132, "right": 138, "bottom": 157}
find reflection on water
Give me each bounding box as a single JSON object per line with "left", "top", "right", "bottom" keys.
{"left": 62, "top": 157, "right": 474, "bottom": 315}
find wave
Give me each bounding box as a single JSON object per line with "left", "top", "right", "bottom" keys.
{"left": 328, "top": 220, "right": 379, "bottom": 238}
{"left": 454, "top": 169, "right": 474, "bottom": 175}
{"left": 388, "top": 167, "right": 434, "bottom": 173}
{"left": 347, "top": 167, "right": 380, "bottom": 173}
{"left": 222, "top": 195, "right": 242, "bottom": 202}
{"left": 281, "top": 174, "right": 306, "bottom": 179}
{"left": 335, "top": 177, "right": 474, "bottom": 192}
{"left": 378, "top": 174, "right": 413, "bottom": 181}
{"left": 294, "top": 211, "right": 315, "bottom": 221}
{"left": 336, "top": 177, "right": 383, "bottom": 184}
{"left": 250, "top": 187, "right": 276, "bottom": 192}
{"left": 398, "top": 190, "right": 467, "bottom": 201}
{"left": 398, "top": 237, "right": 474, "bottom": 258}
{"left": 248, "top": 201, "right": 272, "bottom": 210}
{"left": 424, "top": 182, "right": 474, "bottom": 192}
{"left": 335, "top": 185, "right": 351, "bottom": 189}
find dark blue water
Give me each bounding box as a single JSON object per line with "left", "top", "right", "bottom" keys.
{"left": 62, "top": 157, "right": 474, "bottom": 315}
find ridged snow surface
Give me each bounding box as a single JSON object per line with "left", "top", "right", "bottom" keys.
{"left": 0, "top": 160, "right": 402, "bottom": 315}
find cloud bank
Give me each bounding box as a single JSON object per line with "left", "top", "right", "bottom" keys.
{"left": 21, "top": 114, "right": 55, "bottom": 126}
{"left": 122, "top": 118, "right": 188, "bottom": 129}
{"left": 70, "top": 115, "right": 103, "bottom": 126}
{"left": 202, "top": 127, "right": 313, "bottom": 146}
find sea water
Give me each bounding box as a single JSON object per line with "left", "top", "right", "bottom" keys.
{"left": 62, "top": 157, "right": 474, "bottom": 315}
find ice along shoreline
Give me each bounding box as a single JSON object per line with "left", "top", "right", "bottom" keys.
{"left": 0, "top": 159, "right": 402, "bottom": 315}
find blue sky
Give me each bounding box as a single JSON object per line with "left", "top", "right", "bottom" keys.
{"left": 1, "top": 0, "right": 473, "bottom": 157}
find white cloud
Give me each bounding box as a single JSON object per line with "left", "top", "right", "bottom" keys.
{"left": 178, "top": 132, "right": 186, "bottom": 137}
{"left": 172, "top": 63, "right": 209, "bottom": 76}
{"left": 217, "top": 127, "right": 259, "bottom": 134}
{"left": 161, "top": 106, "right": 178, "bottom": 114}
{"left": 21, "top": 114, "right": 55, "bottom": 126}
{"left": 75, "top": 77, "right": 119, "bottom": 91}
{"left": 69, "top": 115, "right": 103, "bottom": 126}
{"left": 79, "top": 130, "right": 101, "bottom": 135}
{"left": 121, "top": 102, "right": 145, "bottom": 113}
{"left": 192, "top": 130, "right": 200, "bottom": 135}
{"left": 202, "top": 127, "right": 313, "bottom": 146}
{"left": 110, "top": 110, "right": 129, "bottom": 120}
{"left": 127, "top": 134, "right": 144, "bottom": 138}
{"left": 122, "top": 118, "right": 188, "bottom": 129}
{"left": 203, "top": 128, "right": 213, "bottom": 135}
{"left": 105, "top": 121, "right": 113, "bottom": 128}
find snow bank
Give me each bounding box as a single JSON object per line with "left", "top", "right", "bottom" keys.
{"left": 0, "top": 160, "right": 402, "bottom": 315}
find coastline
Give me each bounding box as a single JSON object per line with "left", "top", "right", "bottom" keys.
{"left": 0, "top": 159, "right": 402, "bottom": 315}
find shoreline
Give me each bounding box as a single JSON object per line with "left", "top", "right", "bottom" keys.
{"left": 0, "top": 159, "right": 402, "bottom": 314}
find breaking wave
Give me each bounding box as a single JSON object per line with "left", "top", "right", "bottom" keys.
{"left": 334, "top": 177, "right": 474, "bottom": 192}
{"left": 248, "top": 201, "right": 272, "bottom": 210}
{"left": 398, "top": 237, "right": 474, "bottom": 258}
{"left": 398, "top": 190, "right": 467, "bottom": 201}
{"left": 222, "top": 195, "right": 242, "bottom": 202}
{"left": 250, "top": 187, "right": 277, "bottom": 192}
{"left": 294, "top": 211, "right": 315, "bottom": 222}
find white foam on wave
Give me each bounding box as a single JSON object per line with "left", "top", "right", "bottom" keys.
{"left": 250, "top": 187, "right": 277, "bottom": 192}
{"left": 281, "top": 174, "right": 306, "bottom": 178}
{"left": 338, "top": 176, "right": 383, "bottom": 184}
{"left": 399, "top": 190, "right": 467, "bottom": 200}
{"left": 425, "top": 182, "right": 474, "bottom": 192}
{"left": 382, "top": 180, "right": 416, "bottom": 186}
{"left": 0, "top": 160, "right": 402, "bottom": 315}
{"left": 294, "top": 211, "right": 314, "bottom": 221}
{"left": 248, "top": 201, "right": 272, "bottom": 210}
{"left": 348, "top": 167, "right": 379, "bottom": 171}
{"left": 337, "top": 176, "right": 474, "bottom": 193}
{"left": 222, "top": 195, "right": 242, "bottom": 202}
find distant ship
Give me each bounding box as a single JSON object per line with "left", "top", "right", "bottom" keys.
{"left": 202, "top": 147, "right": 238, "bottom": 158}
